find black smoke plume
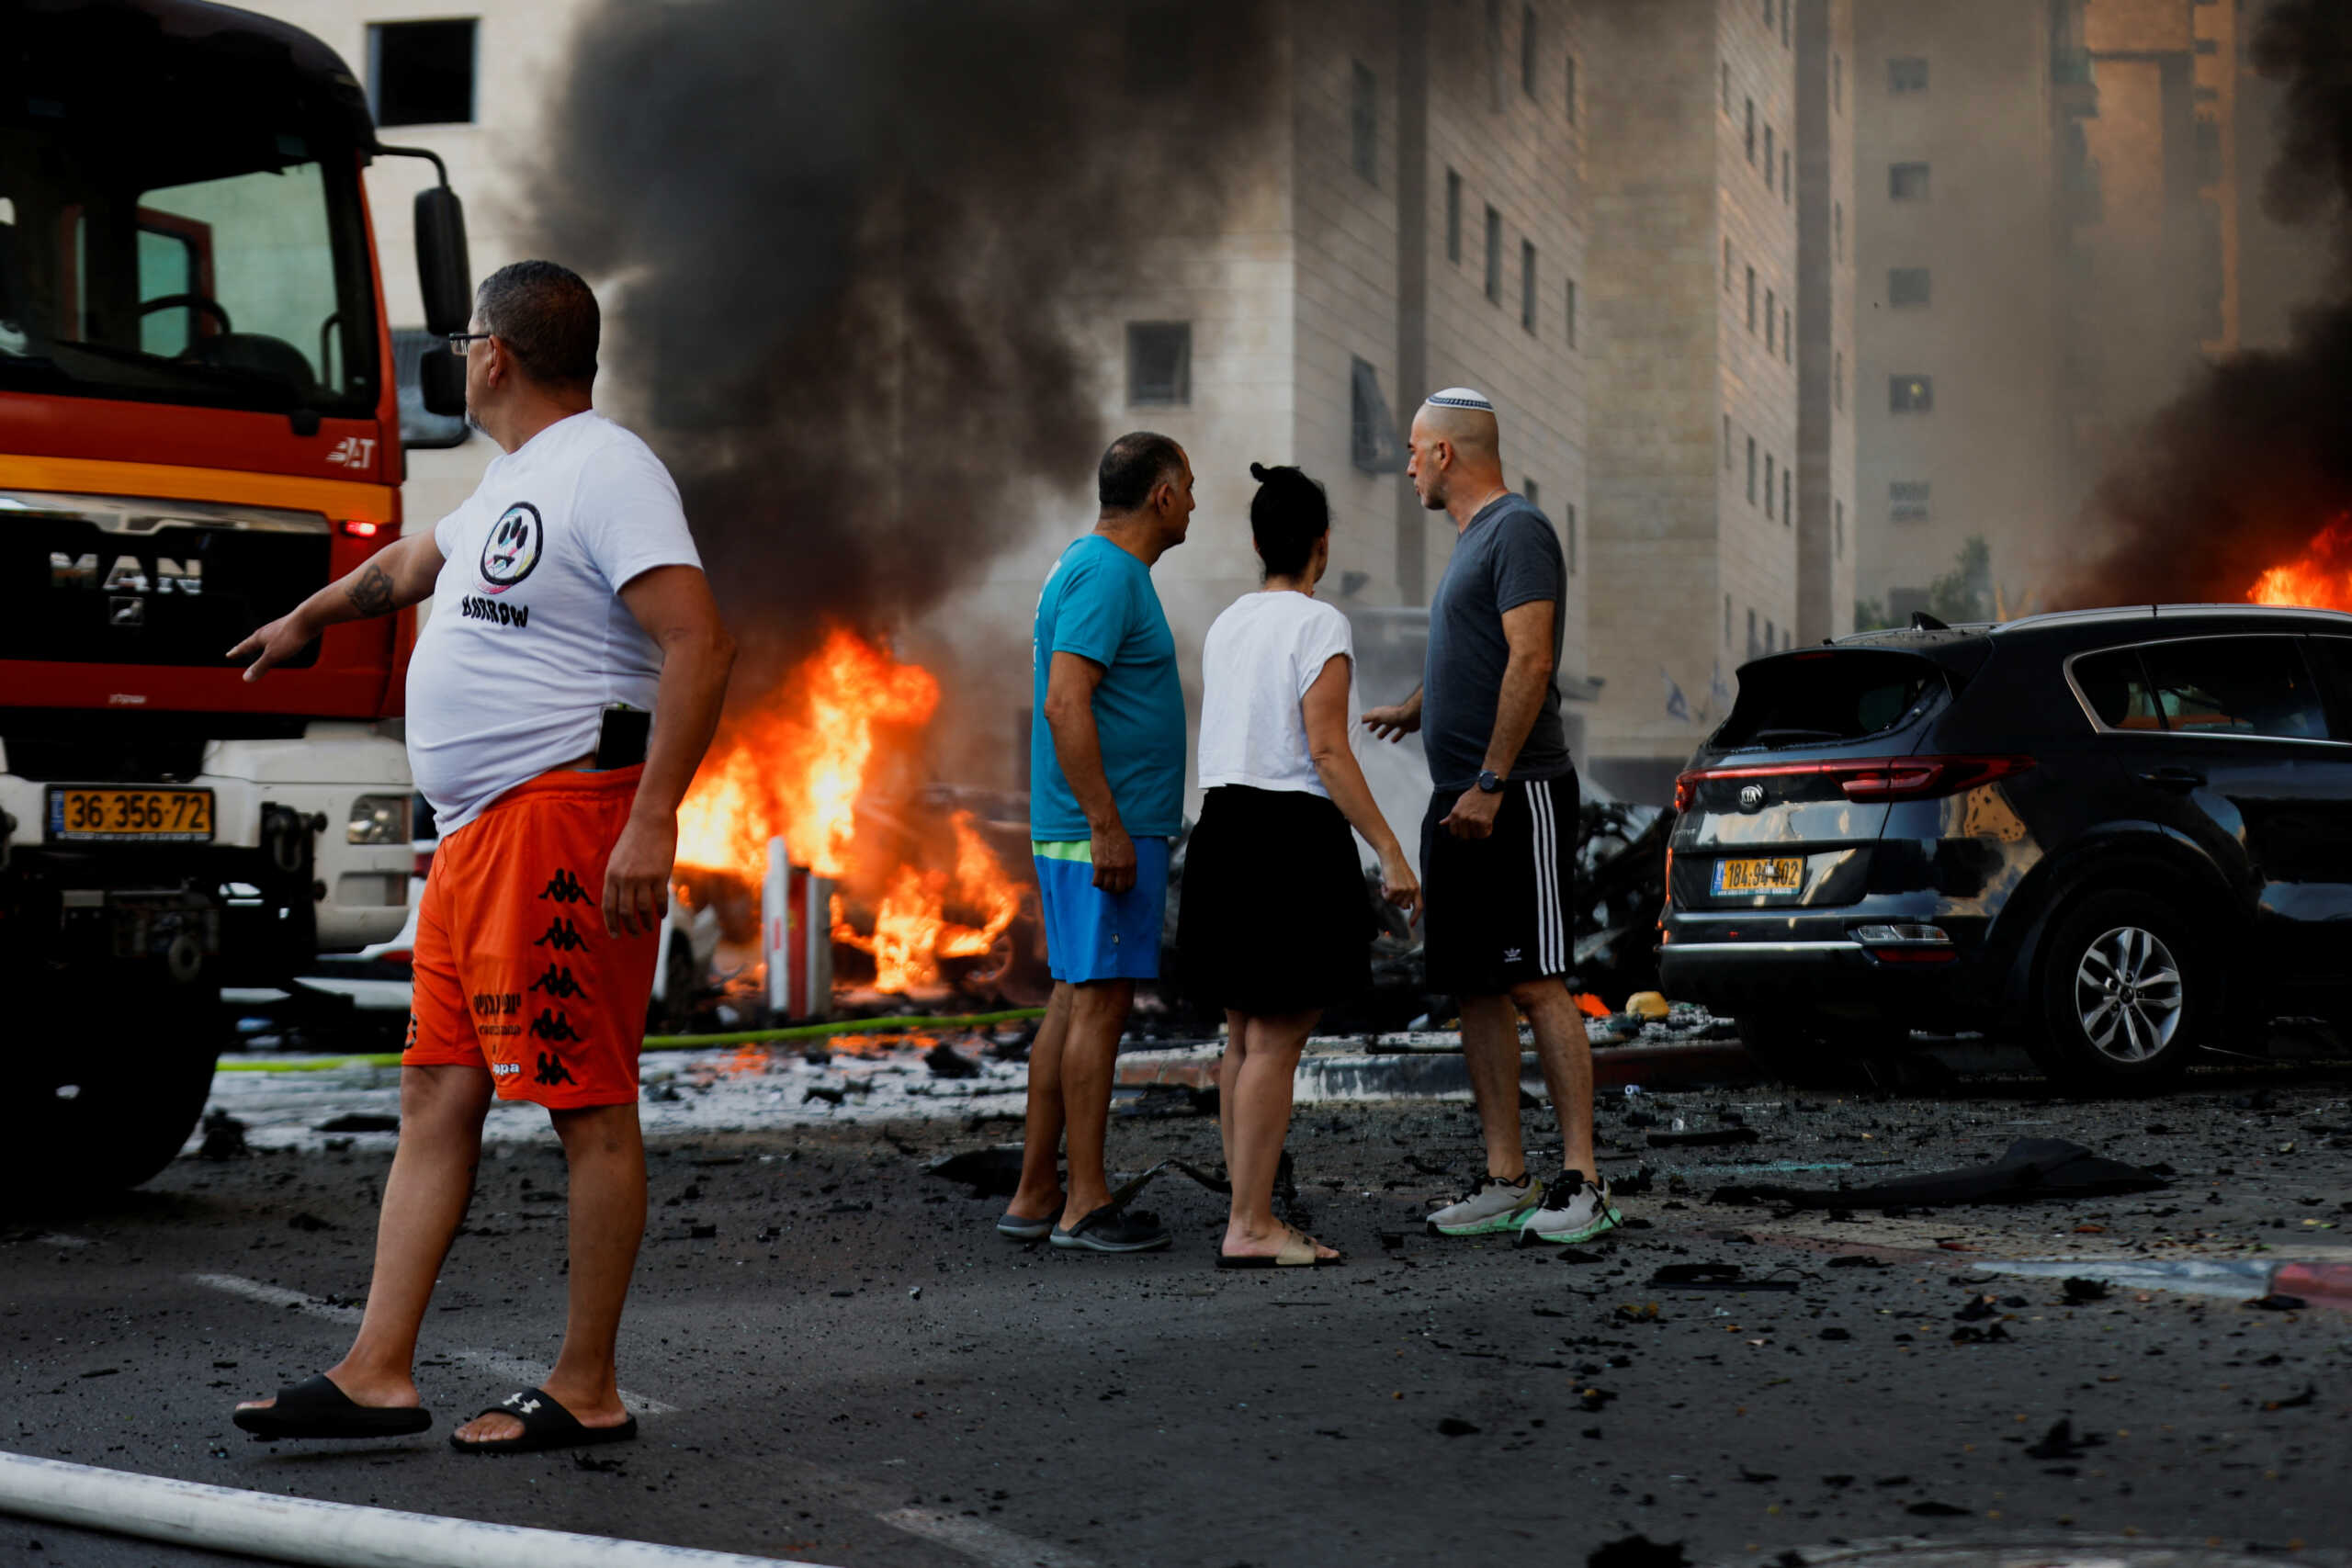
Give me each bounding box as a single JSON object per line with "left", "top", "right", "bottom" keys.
{"left": 2056, "top": 0, "right": 2352, "bottom": 607}
{"left": 526, "top": 1, "right": 1269, "bottom": 683}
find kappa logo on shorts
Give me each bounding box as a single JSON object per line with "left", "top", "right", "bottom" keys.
{"left": 533, "top": 916, "right": 589, "bottom": 953}
{"left": 538, "top": 868, "right": 591, "bottom": 905}
{"left": 528, "top": 963, "right": 591, "bottom": 1001}
{"left": 492, "top": 1061, "right": 521, "bottom": 1077}
{"left": 528, "top": 1009, "right": 583, "bottom": 1043}
{"left": 533, "top": 1053, "right": 577, "bottom": 1088}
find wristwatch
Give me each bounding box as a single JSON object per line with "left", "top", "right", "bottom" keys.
{"left": 1476, "top": 770, "right": 1505, "bottom": 794}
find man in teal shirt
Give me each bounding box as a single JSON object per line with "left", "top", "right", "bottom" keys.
{"left": 1003, "top": 432, "right": 1193, "bottom": 1253}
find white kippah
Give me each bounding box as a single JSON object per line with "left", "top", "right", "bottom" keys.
{"left": 1426, "top": 387, "right": 1495, "bottom": 411}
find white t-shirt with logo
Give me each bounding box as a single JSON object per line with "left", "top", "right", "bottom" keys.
{"left": 406, "top": 411, "right": 703, "bottom": 832}
{"left": 1196, "top": 591, "right": 1357, "bottom": 798}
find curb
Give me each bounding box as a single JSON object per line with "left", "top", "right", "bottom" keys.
{"left": 1115, "top": 1037, "right": 1752, "bottom": 1099}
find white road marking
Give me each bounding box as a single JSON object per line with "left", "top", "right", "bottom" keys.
{"left": 877, "top": 1507, "right": 1098, "bottom": 1568}
{"left": 193, "top": 1273, "right": 677, "bottom": 1416}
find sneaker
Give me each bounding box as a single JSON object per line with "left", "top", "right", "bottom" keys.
{"left": 1516, "top": 1170, "right": 1622, "bottom": 1246}
{"left": 1425, "top": 1171, "right": 1544, "bottom": 1237}
{"left": 1049, "top": 1203, "right": 1172, "bottom": 1253}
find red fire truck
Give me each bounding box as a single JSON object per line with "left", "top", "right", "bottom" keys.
{"left": 1, "top": 0, "right": 472, "bottom": 1187}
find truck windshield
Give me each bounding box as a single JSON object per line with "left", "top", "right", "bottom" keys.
{"left": 0, "top": 124, "right": 378, "bottom": 418}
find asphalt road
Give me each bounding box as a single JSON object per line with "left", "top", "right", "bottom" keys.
{"left": 5, "top": 1057, "right": 2350, "bottom": 1568}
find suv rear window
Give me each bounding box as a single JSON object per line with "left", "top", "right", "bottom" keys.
{"left": 2098, "top": 636, "right": 2334, "bottom": 740}
{"left": 1714, "top": 650, "right": 1938, "bottom": 749}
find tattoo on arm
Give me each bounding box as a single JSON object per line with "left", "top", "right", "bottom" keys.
{"left": 348, "top": 562, "right": 394, "bottom": 617}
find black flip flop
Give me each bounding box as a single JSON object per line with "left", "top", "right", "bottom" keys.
{"left": 232, "top": 1373, "right": 432, "bottom": 1440}
{"left": 449, "top": 1387, "right": 638, "bottom": 1455}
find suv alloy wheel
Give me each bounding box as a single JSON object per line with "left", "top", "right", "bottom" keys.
{"left": 2026, "top": 889, "right": 2207, "bottom": 1091}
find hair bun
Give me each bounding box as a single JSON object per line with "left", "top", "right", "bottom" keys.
{"left": 1250, "top": 461, "right": 1272, "bottom": 481}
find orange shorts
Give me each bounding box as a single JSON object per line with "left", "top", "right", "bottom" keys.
{"left": 403, "top": 765, "right": 659, "bottom": 1110}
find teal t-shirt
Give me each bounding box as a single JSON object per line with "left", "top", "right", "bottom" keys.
{"left": 1029, "top": 534, "right": 1186, "bottom": 840}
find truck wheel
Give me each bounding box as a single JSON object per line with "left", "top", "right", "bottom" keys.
{"left": 1734, "top": 1014, "right": 1870, "bottom": 1089}
{"left": 6, "top": 1000, "right": 221, "bottom": 1193}
{"left": 2023, "top": 889, "right": 2205, "bottom": 1093}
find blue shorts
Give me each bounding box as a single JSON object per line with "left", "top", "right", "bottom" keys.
{"left": 1032, "top": 837, "right": 1170, "bottom": 984}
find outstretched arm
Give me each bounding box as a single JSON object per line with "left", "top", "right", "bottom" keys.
{"left": 1363, "top": 684, "right": 1423, "bottom": 743}
{"left": 228, "top": 530, "right": 445, "bottom": 681}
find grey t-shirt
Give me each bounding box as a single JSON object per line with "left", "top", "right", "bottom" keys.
{"left": 1420, "top": 492, "right": 1572, "bottom": 792}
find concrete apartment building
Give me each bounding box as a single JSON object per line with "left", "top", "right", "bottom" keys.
{"left": 1579, "top": 0, "right": 1852, "bottom": 804}
{"left": 1852, "top": 0, "right": 2267, "bottom": 622}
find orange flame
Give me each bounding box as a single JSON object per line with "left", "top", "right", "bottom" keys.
{"left": 2247, "top": 513, "right": 2352, "bottom": 612}
{"left": 677, "top": 626, "right": 1024, "bottom": 997}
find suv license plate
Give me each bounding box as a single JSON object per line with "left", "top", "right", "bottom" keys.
{"left": 1713, "top": 856, "right": 1804, "bottom": 897}
{"left": 47, "top": 787, "right": 215, "bottom": 843}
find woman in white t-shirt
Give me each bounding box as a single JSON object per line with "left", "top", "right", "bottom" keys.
{"left": 1177, "top": 463, "right": 1419, "bottom": 1268}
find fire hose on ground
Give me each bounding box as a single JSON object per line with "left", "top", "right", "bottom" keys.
{"left": 0, "top": 1450, "right": 824, "bottom": 1568}
{"left": 213, "top": 1007, "right": 1049, "bottom": 1074}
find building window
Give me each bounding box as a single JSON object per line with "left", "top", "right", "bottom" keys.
{"left": 1486, "top": 0, "right": 1506, "bottom": 110}
{"left": 1890, "top": 375, "right": 1934, "bottom": 413}
{"left": 1890, "top": 162, "right": 1931, "bottom": 201}
{"left": 1747, "top": 608, "right": 1759, "bottom": 659}
{"left": 1763, "top": 0, "right": 1774, "bottom": 29}
{"left": 1724, "top": 238, "right": 1735, "bottom": 290}
{"left": 1522, "top": 5, "right": 1540, "bottom": 98}
{"left": 1351, "top": 356, "right": 1407, "bottom": 472}
{"left": 1485, "top": 205, "right": 1503, "bottom": 302}
{"left": 1834, "top": 201, "right": 1843, "bottom": 261}
{"left": 1523, "top": 477, "right": 1540, "bottom": 508}
{"left": 1746, "top": 265, "right": 1757, "bottom": 330}
{"left": 1521, "top": 241, "right": 1538, "bottom": 333}
{"left": 368, "top": 18, "right": 477, "bottom": 126}
{"left": 1766, "top": 617, "right": 1776, "bottom": 649}
{"left": 1889, "top": 56, "right": 1929, "bottom": 94}
{"left": 1783, "top": 148, "right": 1792, "bottom": 203}
{"left": 1890, "top": 266, "right": 1931, "bottom": 306}
{"left": 1565, "top": 502, "right": 1578, "bottom": 574}
{"left": 1765, "top": 125, "right": 1775, "bottom": 188}
{"left": 1835, "top": 499, "right": 1845, "bottom": 557}
{"left": 1723, "top": 62, "right": 1733, "bottom": 114}
{"left": 1126, "top": 321, "right": 1192, "bottom": 406}
{"left": 1783, "top": 306, "right": 1792, "bottom": 363}
{"left": 1834, "top": 54, "right": 1843, "bottom": 113}
{"left": 1446, "top": 170, "right": 1464, "bottom": 263}
{"left": 1724, "top": 413, "right": 1733, "bottom": 469}
{"left": 1351, "top": 62, "right": 1379, "bottom": 185}
{"left": 1782, "top": 1, "right": 1792, "bottom": 47}
{"left": 1724, "top": 594, "right": 1733, "bottom": 645}
{"left": 1565, "top": 278, "right": 1577, "bottom": 349}
{"left": 1766, "top": 288, "right": 1777, "bottom": 352}
{"left": 1765, "top": 452, "right": 1776, "bottom": 517}
{"left": 1745, "top": 98, "right": 1756, "bottom": 163}
{"left": 1747, "top": 437, "right": 1758, "bottom": 505}
{"left": 1834, "top": 350, "right": 1844, "bottom": 411}
{"left": 1566, "top": 54, "right": 1578, "bottom": 123}
{"left": 1890, "top": 479, "right": 1931, "bottom": 522}
{"left": 1784, "top": 467, "right": 1792, "bottom": 525}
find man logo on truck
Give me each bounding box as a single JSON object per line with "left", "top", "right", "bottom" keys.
{"left": 479, "top": 502, "right": 542, "bottom": 592}
{"left": 50, "top": 552, "right": 204, "bottom": 596}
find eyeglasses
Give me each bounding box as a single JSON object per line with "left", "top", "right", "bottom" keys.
{"left": 445, "top": 331, "right": 493, "bottom": 356}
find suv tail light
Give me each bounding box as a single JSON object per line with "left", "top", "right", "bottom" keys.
{"left": 1675, "top": 754, "right": 2034, "bottom": 810}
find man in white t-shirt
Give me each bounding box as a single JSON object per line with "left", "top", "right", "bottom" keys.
{"left": 229, "top": 262, "right": 735, "bottom": 1455}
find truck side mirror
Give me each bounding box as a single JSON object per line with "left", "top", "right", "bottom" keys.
{"left": 413, "top": 185, "right": 471, "bottom": 337}
{"left": 417, "top": 345, "right": 466, "bottom": 417}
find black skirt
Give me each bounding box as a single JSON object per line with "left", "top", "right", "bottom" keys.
{"left": 1177, "top": 785, "right": 1377, "bottom": 1017}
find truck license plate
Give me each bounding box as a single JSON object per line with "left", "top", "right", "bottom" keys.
{"left": 1713, "top": 856, "right": 1804, "bottom": 897}
{"left": 47, "top": 787, "right": 215, "bottom": 843}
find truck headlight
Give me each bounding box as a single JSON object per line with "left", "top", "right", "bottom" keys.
{"left": 346, "top": 794, "right": 412, "bottom": 845}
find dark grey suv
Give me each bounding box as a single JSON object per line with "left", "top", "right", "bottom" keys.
{"left": 1657, "top": 605, "right": 2352, "bottom": 1089}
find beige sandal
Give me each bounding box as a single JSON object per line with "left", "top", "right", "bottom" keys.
{"left": 1216, "top": 1224, "right": 1345, "bottom": 1269}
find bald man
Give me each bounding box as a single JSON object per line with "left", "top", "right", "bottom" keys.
{"left": 1363, "top": 389, "right": 1621, "bottom": 1247}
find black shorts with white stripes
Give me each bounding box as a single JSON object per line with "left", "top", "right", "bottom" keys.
{"left": 1419, "top": 773, "right": 1579, "bottom": 998}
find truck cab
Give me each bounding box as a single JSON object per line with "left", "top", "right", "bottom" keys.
{"left": 0, "top": 0, "right": 469, "bottom": 1186}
